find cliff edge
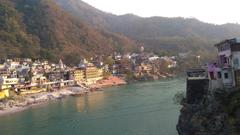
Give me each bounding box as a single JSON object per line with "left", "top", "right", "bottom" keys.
{"left": 177, "top": 89, "right": 240, "bottom": 135}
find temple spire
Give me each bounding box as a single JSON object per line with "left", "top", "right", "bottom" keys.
{"left": 59, "top": 59, "right": 64, "bottom": 69}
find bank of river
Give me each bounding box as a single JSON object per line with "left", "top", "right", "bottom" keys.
{"left": 0, "top": 78, "right": 185, "bottom": 135}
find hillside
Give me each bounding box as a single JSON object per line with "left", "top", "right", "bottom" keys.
{"left": 0, "top": 0, "right": 40, "bottom": 59}
{"left": 0, "top": 0, "right": 137, "bottom": 64}
{"left": 55, "top": 0, "right": 240, "bottom": 56}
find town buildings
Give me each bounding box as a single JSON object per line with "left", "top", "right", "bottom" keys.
{"left": 0, "top": 51, "right": 178, "bottom": 100}
{"left": 185, "top": 37, "right": 240, "bottom": 105}
{"left": 208, "top": 38, "right": 240, "bottom": 90}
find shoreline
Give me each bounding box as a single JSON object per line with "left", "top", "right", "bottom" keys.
{"left": 0, "top": 76, "right": 127, "bottom": 116}
{"left": 0, "top": 75, "right": 176, "bottom": 116}
{"left": 0, "top": 88, "right": 80, "bottom": 116}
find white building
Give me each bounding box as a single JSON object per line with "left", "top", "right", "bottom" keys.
{"left": 0, "top": 76, "right": 19, "bottom": 89}
{"left": 148, "top": 56, "right": 159, "bottom": 61}
{"left": 5, "top": 60, "right": 20, "bottom": 70}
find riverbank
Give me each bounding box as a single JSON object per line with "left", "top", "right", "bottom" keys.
{"left": 0, "top": 76, "right": 127, "bottom": 116}
{"left": 0, "top": 88, "right": 82, "bottom": 116}
{"left": 0, "top": 78, "right": 183, "bottom": 135}
{"left": 89, "top": 76, "right": 127, "bottom": 89}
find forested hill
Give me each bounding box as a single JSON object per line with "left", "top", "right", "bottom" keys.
{"left": 0, "top": 0, "right": 137, "bottom": 64}
{"left": 55, "top": 0, "right": 240, "bottom": 56}
{"left": 2, "top": 0, "right": 240, "bottom": 64}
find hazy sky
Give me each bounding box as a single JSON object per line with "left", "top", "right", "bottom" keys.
{"left": 83, "top": 0, "right": 239, "bottom": 24}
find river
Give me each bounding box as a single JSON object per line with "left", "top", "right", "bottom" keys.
{"left": 0, "top": 78, "right": 185, "bottom": 135}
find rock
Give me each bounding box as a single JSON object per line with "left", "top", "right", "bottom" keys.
{"left": 177, "top": 91, "right": 231, "bottom": 135}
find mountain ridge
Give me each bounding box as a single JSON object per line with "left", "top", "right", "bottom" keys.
{"left": 0, "top": 0, "right": 137, "bottom": 64}
{"left": 55, "top": 0, "right": 240, "bottom": 57}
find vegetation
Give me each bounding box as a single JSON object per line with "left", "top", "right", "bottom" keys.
{"left": 213, "top": 89, "right": 240, "bottom": 134}
{"left": 0, "top": 0, "right": 40, "bottom": 59}
{"left": 0, "top": 0, "right": 137, "bottom": 64}
{"left": 56, "top": 0, "right": 240, "bottom": 60}
{"left": 2, "top": 0, "right": 240, "bottom": 65}
{"left": 224, "top": 91, "right": 240, "bottom": 134}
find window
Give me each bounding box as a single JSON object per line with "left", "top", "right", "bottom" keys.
{"left": 234, "top": 58, "right": 239, "bottom": 67}
{"left": 224, "top": 73, "right": 229, "bottom": 79}
{"left": 217, "top": 72, "right": 222, "bottom": 79}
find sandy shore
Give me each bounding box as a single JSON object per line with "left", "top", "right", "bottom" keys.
{"left": 0, "top": 76, "right": 127, "bottom": 116}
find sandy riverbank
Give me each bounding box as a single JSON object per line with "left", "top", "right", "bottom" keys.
{"left": 0, "top": 76, "right": 127, "bottom": 116}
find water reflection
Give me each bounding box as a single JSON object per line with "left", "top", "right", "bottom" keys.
{"left": 75, "top": 92, "right": 106, "bottom": 113}
{"left": 0, "top": 79, "right": 185, "bottom": 135}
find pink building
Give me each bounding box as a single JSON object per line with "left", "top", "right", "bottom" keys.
{"left": 213, "top": 38, "right": 240, "bottom": 88}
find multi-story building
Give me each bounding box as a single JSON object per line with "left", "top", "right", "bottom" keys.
{"left": 0, "top": 68, "right": 10, "bottom": 77}
{"left": 5, "top": 59, "right": 20, "bottom": 70}
{"left": 48, "top": 71, "right": 65, "bottom": 81}
{"left": 85, "top": 63, "right": 103, "bottom": 85}
{"left": 73, "top": 69, "right": 85, "bottom": 82}
{"left": 31, "top": 74, "right": 47, "bottom": 86}
{"left": 0, "top": 76, "right": 19, "bottom": 90}
{"left": 209, "top": 38, "right": 240, "bottom": 89}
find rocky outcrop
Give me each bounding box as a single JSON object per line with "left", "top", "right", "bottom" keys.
{"left": 177, "top": 89, "right": 240, "bottom": 135}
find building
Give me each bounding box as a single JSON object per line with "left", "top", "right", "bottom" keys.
{"left": 5, "top": 59, "right": 20, "bottom": 70}
{"left": 112, "top": 64, "right": 119, "bottom": 76}
{"left": 0, "top": 68, "right": 10, "bottom": 77}
{"left": 73, "top": 69, "right": 85, "bottom": 82}
{"left": 0, "top": 76, "right": 19, "bottom": 90}
{"left": 213, "top": 38, "right": 240, "bottom": 88}
{"left": 140, "top": 46, "right": 145, "bottom": 52}
{"left": 207, "top": 63, "right": 224, "bottom": 90}
{"left": 59, "top": 59, "right": 65, "bottom": 69}
{"left": 31, "top": 74, "right": 47, "bottom": 86}
{"left": 186, "top": 69, "right": 209, "bottom": 104}
{"left": 47, "top": 71, "right": 71, "bottom": 82}
{"left": 48, "top": 71, "right": 64, "bottom": 81}
{"left": 148, "top": 56, "right": 159, "bottom": 61}
{"left": 85, "top": 63, "right": 103, "bottom": 85}
{"left": 0, "top": 89, "right": 10, "bottom": 100}
{"left": 136, "top": 63, "right": 152, "bottom": 74}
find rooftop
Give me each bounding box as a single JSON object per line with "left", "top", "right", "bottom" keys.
{"left": 215, "top": 38, "right": 240, "bottom": 47}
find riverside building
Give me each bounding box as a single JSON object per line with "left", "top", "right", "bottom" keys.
{"left": 84, "top": 63, "right": 103, "bottom": 85}
{"left": 208, "top": 38, "right": 240, "bottom": 90}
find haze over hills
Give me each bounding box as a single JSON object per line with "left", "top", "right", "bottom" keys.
{"left": 55, "top": 0, "right": 240, "bottom": 57}
{"left": 0, "top": 0, "right": 137, "bottom": 64}
{"left": 2, "top": 0, "right": 240, "bottom": 64}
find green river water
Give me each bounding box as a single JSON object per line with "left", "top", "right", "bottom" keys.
{"left": 0, "top": 78, "right": 185, "bottom": 135}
